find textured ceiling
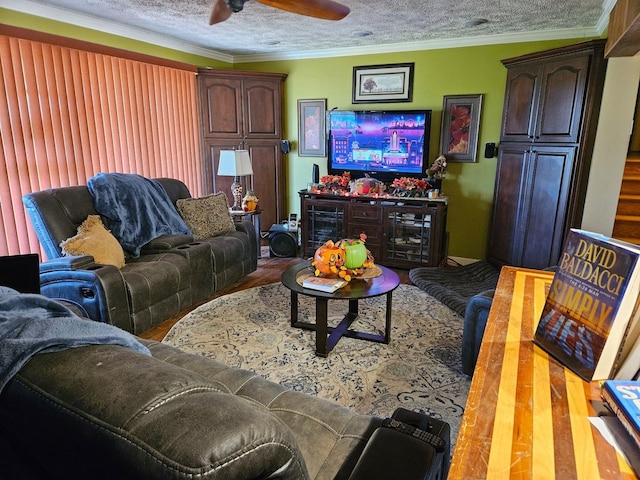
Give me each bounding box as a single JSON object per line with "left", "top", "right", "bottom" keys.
{"left": 8, "top": 0, "right": 613, "bottom": 62}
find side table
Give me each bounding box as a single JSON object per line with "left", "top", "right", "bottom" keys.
{"left": 229, "top": 209, "right": 262, "bottom": 259}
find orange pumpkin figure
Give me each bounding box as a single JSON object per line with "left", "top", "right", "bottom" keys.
{"left": 311, "top": 240, "right": 345, "bottom": 277}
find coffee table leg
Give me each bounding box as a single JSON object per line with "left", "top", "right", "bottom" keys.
{"left": 348, "top": 299, "right": 358, "bottom": 317}
{"left": 290, "top": 290, "right": 298, "bottom": 327}
{"left": 316, "top": 297, "right": 329, "bottom": 357}
{"left": 385, "top": 291, "right": 392, "bottom": 343}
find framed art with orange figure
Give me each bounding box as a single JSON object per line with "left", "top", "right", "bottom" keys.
{"left": 298, "top": 98, "right": 327, "bottom": 157}
{"left": 439, "top": 94, "right": 483, "bottom": 163}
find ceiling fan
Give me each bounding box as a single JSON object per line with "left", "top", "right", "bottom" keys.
{"left": 210, "top": 0, "right": 350, "bottom": 25}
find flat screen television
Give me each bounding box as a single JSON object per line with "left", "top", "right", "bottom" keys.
{"left": 328, "top": 109, "right": 432, "bottom": 183}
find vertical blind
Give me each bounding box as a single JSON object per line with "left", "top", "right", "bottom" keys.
{"left": 0, "top": 34, "right": 202, "bottom": 258}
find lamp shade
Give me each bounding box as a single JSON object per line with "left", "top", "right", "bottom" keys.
{"left": 217, "top": 150, "right": 253, "bottom": 177}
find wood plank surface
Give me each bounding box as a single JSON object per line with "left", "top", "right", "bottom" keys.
{"left": 449, "top": 266, "right": 636, "bottom": 479}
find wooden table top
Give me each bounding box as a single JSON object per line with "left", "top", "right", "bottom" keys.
{"left": 449, "top": 266, "right": 636, "bottom": 479}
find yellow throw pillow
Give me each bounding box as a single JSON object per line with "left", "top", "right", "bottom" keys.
{"left": 176, "top": 193, "right": 236, "bottom": 241}
{"left": 60, "top": 215, "right": 126, "bottom": 268}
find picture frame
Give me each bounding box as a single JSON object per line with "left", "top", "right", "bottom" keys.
{"left": 439, "top": 94, "right": 483, "bottom": 163}
{"left": 297, "top": 98, "right": 327, "bottom": 157}
{"left": 352, "top": 63, "right": 414, "bottom": 104}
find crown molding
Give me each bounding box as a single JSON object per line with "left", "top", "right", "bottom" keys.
{"left": 233, "top": 26, "right": 605, "bottom": 63}
{"left": 3, "top": 0, "right": 610, "bottom": 65}
{"left": 598, "top": 0, "right": 617, "bottom": 33}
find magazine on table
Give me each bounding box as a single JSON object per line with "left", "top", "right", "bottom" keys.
{"left": 302, "top": 276, "right": 347, "bottom": 293}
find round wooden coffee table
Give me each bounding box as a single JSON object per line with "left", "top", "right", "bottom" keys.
{"left": 281, "top": 261, "right": 400, "bottom": 357}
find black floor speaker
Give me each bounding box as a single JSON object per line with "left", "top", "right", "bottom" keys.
{"left": 269, "top": 225, "right": 298, "bottom": 257}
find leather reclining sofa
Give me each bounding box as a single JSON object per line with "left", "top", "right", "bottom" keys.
{"left": 0, "top": 298, "right": 449, "bottom": 479}
{"left": 22, "top": 178, "right": 258, "bottom": 334}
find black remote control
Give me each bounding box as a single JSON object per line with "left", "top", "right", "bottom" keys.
{"left": 382, "top": 418, "right": 446, "bottom": 452}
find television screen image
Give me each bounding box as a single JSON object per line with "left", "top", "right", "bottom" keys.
{"left": 328, "top": 110, "right": 431, "bottom": 182}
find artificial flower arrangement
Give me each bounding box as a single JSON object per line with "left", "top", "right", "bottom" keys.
{"left": 429, "top": 155, "right": 447, "bottom": 178}
{"left": 319, "top": 171, "right": 351, "bottom": 193}
{"left": 311, "top": 233, "right": 374, "bottom": 282}
{"left": 390, "top": 177, "right": 432, "bottom": 197}
{"left": 242, "top": 190, "right": 259, "bottom": 211}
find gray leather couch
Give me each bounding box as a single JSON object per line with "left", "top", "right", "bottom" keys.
{"left": 22, "top": 178, "right": 258, "bottom": 334}
{"left": 0, "top": 334, "right": 448, "bottom": 479}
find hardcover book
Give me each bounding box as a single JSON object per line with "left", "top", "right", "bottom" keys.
{"left": 534, "top": 229, "right": 640, "bottom": 381}
{"left": 601, "top": 380, "right": 640, "bottom": 452}
{"left": 302, "top": 276, "right": 347, "bottom": 293}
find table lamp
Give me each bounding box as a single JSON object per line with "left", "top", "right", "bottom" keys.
{"left": 217, "top": 150, "right": 253, "bottom": 210}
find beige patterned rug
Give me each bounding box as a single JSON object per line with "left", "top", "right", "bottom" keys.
{"left": 163, "top": 283, "right": 470, "bottom": 446}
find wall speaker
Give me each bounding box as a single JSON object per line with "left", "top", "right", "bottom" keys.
{"left": 269, "top": 225, "right": 298, "bottom": 257}
{"left": 312, "top": 163, "right": 320, "bottom": 184}
{"left": 484, "top": 142, "right": 497, "bottom": 158}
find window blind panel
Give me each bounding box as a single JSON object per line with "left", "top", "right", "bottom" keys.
{"left": 0, "top": 34, "right": 201, "bottom": 257}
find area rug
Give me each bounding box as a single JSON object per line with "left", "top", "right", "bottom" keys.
{"left": 163, "top": 283, "right": 470, "bottom": 446}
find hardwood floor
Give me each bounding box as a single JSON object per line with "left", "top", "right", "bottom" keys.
{"left": 138, "top": 254, "right": 412, "bottom": 342}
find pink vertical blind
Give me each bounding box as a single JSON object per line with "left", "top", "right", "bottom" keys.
{"left": 0, "top": 34, "right": 202, "bottom": 257}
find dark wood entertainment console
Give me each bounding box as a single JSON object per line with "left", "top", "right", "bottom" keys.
{"left": 299, "top": 191, "right": 448, "bottom": 269}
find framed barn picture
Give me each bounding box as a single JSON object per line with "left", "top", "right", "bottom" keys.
{"left": 352, "top": 63, "right": 414, "bottom": 104}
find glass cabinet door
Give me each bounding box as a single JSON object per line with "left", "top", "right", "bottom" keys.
{"left": 304, "top": 202, "right": 346, "bottom": 255}
{"left": 385, "top": 207, "right": 435, "bottom": 265}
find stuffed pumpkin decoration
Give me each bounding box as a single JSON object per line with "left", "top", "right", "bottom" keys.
{"left": 311, "top": 234, "right": 374, "bottom": 282}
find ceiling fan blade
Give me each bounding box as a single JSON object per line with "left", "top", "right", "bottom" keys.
{"left": 210, "top": 0, "right": 233, "bottom": 25}
{"left": 256, "top": 0, "right": 350, "bottom": 20}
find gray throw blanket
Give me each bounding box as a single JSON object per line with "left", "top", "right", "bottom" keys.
{"left": 0, "top": 289, "right": 150, "bottom": 393}
{"left": 87, "top": 172, "right": 191, "bottom": 257}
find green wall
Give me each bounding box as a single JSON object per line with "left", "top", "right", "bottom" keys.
{"left": 1, "top": 10, "right": 596, "bottom": 259}
{"left": 243, "top": 39, "right": 589, "bottom": 259}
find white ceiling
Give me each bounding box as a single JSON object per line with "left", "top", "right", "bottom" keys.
{"left": 4, "top": 0, "right": 615, "bottom": 63}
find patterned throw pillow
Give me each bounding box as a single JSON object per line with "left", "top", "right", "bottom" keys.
{"left": 60, "top": 215, "right": 126, "bottom": 268}
{"left": 176, "top": 193, "right": 236, "bottom": 240}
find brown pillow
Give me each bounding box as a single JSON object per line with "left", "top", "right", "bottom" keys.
{"left": 60, "top": 215, "right": 126, "bottom": 268}
{"left": 176, "top": 193, "right": 236, "bottom": 240}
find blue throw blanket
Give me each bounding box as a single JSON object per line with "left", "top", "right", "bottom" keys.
{"left": 0, "top": 289, "right": 151, "bottom": 393}
{"left": 87, "top": 173, "right": 191, "bottom": 257}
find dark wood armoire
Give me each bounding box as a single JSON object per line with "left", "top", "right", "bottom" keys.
{"left": 197, "top": 68, "right": 288, "bottom": 236}
{"left": 487, "top": 40, "right": 607, "bottom": 269}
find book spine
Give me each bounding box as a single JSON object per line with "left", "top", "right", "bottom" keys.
{"left": 602, "top": 385, "right": 640, "bottom": 451}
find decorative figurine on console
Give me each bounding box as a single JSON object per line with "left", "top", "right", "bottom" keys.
{"left": 429, "top": 155, "right": 448, "bottom": 179}
{"left": 352, "top": 176, "right": 385, "bottom": 195}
